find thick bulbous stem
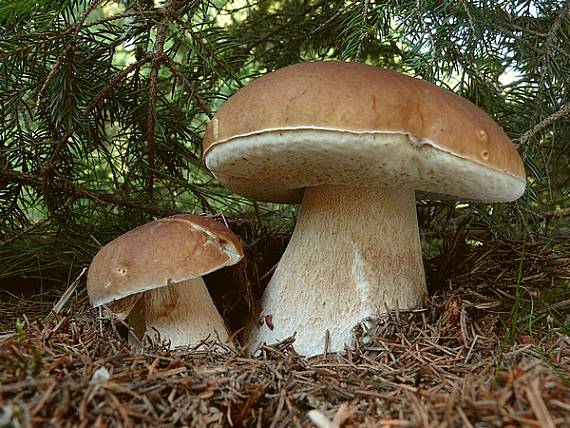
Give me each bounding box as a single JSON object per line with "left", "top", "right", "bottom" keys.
{"left": 128, "top": 277, "right": 229, "bottom": 348}
{"left": 247, "top": 185, "right": 426, "bottom": 356}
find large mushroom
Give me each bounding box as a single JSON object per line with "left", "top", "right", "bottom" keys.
{"left": 203, "top": 61, "right": 526, "bottom": 356}
{"left": 87, "top": 214, "right": 243, "bottom": 348}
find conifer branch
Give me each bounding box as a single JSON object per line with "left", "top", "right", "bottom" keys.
{"left": 355, "top": 0, "right": 370, "bottom": 62}
{"left": 173, "top": 16, "right": 242, "bottom": 86}
{"left": 516, "top": 104, "right": 570, "bottom": 147}
{"left": 82, "top": 56, "right": 152, "bottom": 116}
{"left": 34, "top": 0, "right": 101, "bottom": 113}
{"left": 0, "top": 168, "right": 175, "bottom": 215}
{"left": 145, "top": 1, "right": 172, "bottom": 201}
{"left": 163, "top": 56, "right": 213, "bottom": 118}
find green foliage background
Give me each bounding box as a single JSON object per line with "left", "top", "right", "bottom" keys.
{"left": 0, "top": 0, "right": 568, "bottom": 285}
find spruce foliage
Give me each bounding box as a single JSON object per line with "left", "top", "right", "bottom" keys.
{"left": 0, "top": 0, "right": 569, "bottom": 283}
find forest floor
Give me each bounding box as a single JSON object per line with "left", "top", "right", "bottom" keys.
{"left": 1, "top": 239, "right": 569, "bottom": 427}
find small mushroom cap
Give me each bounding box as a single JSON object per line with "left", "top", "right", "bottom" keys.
{"left": 86, "top": 214, "right": 244, "bottom": 308}
{"left": 204, "top": 61, "right": 525, "bottom": 203}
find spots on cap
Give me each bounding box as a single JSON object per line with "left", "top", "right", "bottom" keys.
{"left": 117, "top": 267, "right": 128, "bottom": 275}
{"left": 477, "top": 129, "right": 488, "bottom": 141}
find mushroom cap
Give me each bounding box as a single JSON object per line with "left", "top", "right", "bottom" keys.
{"left": 87, "top": 214, "right": 244, "bottom": 307}
{"left": 204, "top": 61, "right": 525, "bottom": 203}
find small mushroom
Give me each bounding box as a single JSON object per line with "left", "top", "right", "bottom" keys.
{"left": 203, "top": 61, "right": 526, "bottom": 356}
{"left": 87, "top": 214, "right": 243, "bottom": 348}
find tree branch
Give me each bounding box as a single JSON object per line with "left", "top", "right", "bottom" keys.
{"left": 145, "top": 2, "right": 171, "bottom": 201}
{"left": 173, "top": 16, "right": 242, "bottom": 87}
{"left": 516, "top": 103, "right": 570, "bottom": 146}
{"left": 0, "top": 169, "right": 176, "bottom": 216}
{"left": 82, "top": 55, "right": 152, "bottom": 116}
{"left": 163, "top": 56, "right": 213, "bottom": 118}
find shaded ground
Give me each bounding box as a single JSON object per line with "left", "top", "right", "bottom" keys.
{"left": 1, "top": 239, "right": 569, "bottom": 427}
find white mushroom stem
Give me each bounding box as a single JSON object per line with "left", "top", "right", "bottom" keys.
{"left": 128, "top": 277, "right": 229, "bottom": 348}
{"left": 247, "top": 185, "right": 427, "bottom": 356}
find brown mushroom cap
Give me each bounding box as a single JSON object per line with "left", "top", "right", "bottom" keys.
{"left": 87, "top": 214, "right": 244, "bottom": 307}
{"left": 203, "top": 61, "right": 525, "bottom": 203}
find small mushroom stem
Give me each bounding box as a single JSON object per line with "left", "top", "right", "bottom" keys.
{"left": 247, "top": 185, "right": 426, "bottom": 356}
{"left": 128, "top": 277, "right": 229, "bottom": 348}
